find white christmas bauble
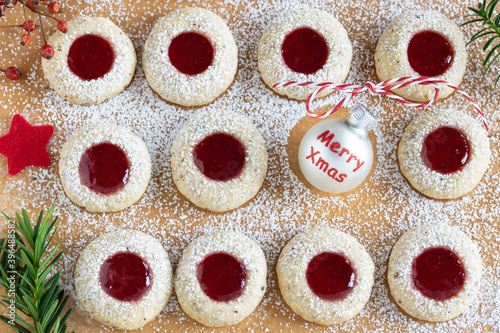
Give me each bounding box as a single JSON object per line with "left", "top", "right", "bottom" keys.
{"left": 298, "top": 105, "right": 377, "bottom": 193}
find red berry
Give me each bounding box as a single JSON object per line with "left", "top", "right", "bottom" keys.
{"left": 47, "top": 1, "right": 59, "bottom": 14}
{"left": 41, "top": 44, "right": 54, "bottom": 59}
{"left": 22, "top": 20, "right": 37, "bottom": 32}
{"left": 26, "top": 0, "right": 38, "bottom": 9}
{"left": 20, "top": 34, "right": 31, "bottom": 46}
{"left": 4, "top": 0, "right": 16, "bottom": 8}
{"left": 5, "top": 66, "right": 22, "bottom": 80}
{"left": 57, "top": 20, "right": 67, "bottom": 33}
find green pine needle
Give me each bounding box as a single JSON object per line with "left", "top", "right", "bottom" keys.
{"left": 462, "top": 0, "right": 500, "bottom": 86}
{"left": 0, "top": 207, "right": 73, "bottom": 333}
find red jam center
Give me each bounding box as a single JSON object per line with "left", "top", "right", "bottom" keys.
{"left": 79, "top": 142, "right": 130, "bottom": 195}
{"left": 306, "top": 252, "right": 355, "bottom": 301}
{"left": 99, "top": 252, "right": 152, "bottom": 302}
{"left": 197, "top": 252, "right": 246, "bottom": 302}
{"left": 193, "top": 133, "right": 246, "bottom": 182}
{"left": 421, "top": 126, "right": 469, "bottom": 174}
{"left": 407, "top": 30, "right": 454, "bottom": 77}
{"left": 168, "top": 32, "right": 214, "bottom": 75}
{"left": 412, "top": 247, "right": 465, "bottom": 300}
{"left": 281, "top": 27, "right": 329, "bottom": 75}
{"left": 68, "top": 34, "right": 115, "bottom": 81}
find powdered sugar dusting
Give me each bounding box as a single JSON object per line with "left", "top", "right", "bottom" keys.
{"left": 42, "top": 16, "right": 137, "bottom": 105}
{"left": 375, "top": 10, "right": 467, "bottom": 102}
{"left": 388, "top": 223, "right": 483, "bottom": 322}
{"left": 171, "top": 109, "right": 268, "bottom": 212}
{"left": 258, "top": 8, "right": 352, "bottom": 100}
{"left": 398, "top": 108, "right": 490, "bottom": 199}
{"left": 277, "top": 227, "right": 374, "bottom": 325}
{"left": 59, "top": 123, "right": 152, "bottom": 212}
{"left": 0, "top": 0, "right": 499, "bottom": 332}
{"left": 175, "top": 230, "right": 267, "bottom": 327}
{"left": 74, "top": 229, "right": 172, "bottom": 330}
{"left": 142, "top": 7, "right": 238, "bottom": 106}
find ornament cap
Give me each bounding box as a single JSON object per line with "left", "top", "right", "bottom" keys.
{"left": 346, "top": 104, "right": 378, "bottom": 131}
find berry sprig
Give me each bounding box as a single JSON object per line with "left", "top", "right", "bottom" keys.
{"left": 0, "top": 66, "right": 22, "bottom": 80}
{"left": 0, "top": 0, "right": 66, "bottom": 80}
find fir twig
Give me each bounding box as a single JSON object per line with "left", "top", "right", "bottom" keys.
{"left": 462, "top": 0, "right": 500, "bottom": 86}
{"left": 0, "top": 207, "right": 73, "bottom": 333}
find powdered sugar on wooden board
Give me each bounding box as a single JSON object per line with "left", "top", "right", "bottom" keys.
{"left": 0, "top": 0, "right": 499, "bottom": 332}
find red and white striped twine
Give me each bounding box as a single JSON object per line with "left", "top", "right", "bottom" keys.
{"left": 273, "top": 76, "right": 490, "bottom": 132}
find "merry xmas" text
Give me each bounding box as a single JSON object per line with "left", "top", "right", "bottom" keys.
{"left": 305, "top": 130, "right": 366, "bottom": 183}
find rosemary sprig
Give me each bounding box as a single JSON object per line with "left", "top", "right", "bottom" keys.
{"left": 462, "top": 0, "right": 500, "bottom": 86}
{"left": 0, "top": 207, "right": 72, "bottom": 333}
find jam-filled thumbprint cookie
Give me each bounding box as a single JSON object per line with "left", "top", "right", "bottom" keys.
{"left": 398, "top": 109, "right": 490, "bottom": 199}
{"left": 42, "top": 17, "right": 136, "bottom": 106}
{"left": 59, "top": 123, "right": 152, "bottom": 212}
{"left": 170, "top": 109, "right": 268, "bottom": 212}
{"left": 277, "top": 227, "right": 374, "bottom": 325}
{"left": 375, "top": 11, "right": 466, "bottom": 102}
{"left": 74, "top": 229, "right": 173, "bottom": 330}
{"left": 143, "top": 7, "right": 238, "bottom": 106}
{"left": 175, "top": 230, "right": 267, "bottom": 327}
{"left": 258, "top": 8, "right": 352, "bottom": 100}
{"left": 388, "top": 223, "right": 482, "bottom": 322}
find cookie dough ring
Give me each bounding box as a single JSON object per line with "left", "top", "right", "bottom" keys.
{"left": 398, "top": 109, "right": 490, "bottom": 199}
{"left": 42, "top": 17, "right": 136, "bottom": 106}
{"left": 277, "top": 227, "right": 374, "bottom": 325}
{"left": 175, "top": 230, "right": 267, "bottom": 327}
{"left": 74, "top": 229, "right": 173, "bottom": 330}
{"left": 143, "top": 7, "right": 238, "bottom": 106}
{"left": 258, "top": 9, "right": 352, "bottom": 100}
{"left": 375, "top": 11, "right": 466, "bottom": 102}
{"left": 388, "top": 224, "right": 482, "bottom": 322}
{"left": 59, "top": 123, "right": 152, "bottom": 212}
{"left": 170, "top": 109, "right": 268, "bottom": 212}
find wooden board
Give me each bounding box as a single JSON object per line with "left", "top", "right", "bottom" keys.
{"left": 0, "top": 0, "right": 499, "bottom": 332}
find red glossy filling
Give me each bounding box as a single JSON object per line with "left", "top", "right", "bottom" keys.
{"left": 407, "top": 30, "right": 454, "bottom": 77}
{"left": 197, "top": 252, "right": 246, "bottom": 302}
{"left": 306, "top": 252, "right": 355, "bottom": 301}
{"left": 99, "top": 252, "right": 152, "bottom": 302}
{"left": 68, "top": 34, "right": 115, "bottom": 81}
{"left": 79, "top": 142, "right": 130, "bottom": 195}
{"left": 193, "top": 133, "right": 246, "bottom": 182}
{"left": 421, "top": 126, "right": 469, "bottom": 174}
{"left": 412, "top": 247, "right": 465, "bottom": 300}
{"left": 281, "top": 27, "right": 329, "bottom": 74}
{"left": 168, "top": 32, "right": 214, "bottom": 75}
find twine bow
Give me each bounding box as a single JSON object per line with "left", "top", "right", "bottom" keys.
{"left": 273, "top": 76, "right": 489, "bottom": 132}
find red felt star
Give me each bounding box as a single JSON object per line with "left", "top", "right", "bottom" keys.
{"left": 0, "top": 114, "right": 54, "bottom": 175}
